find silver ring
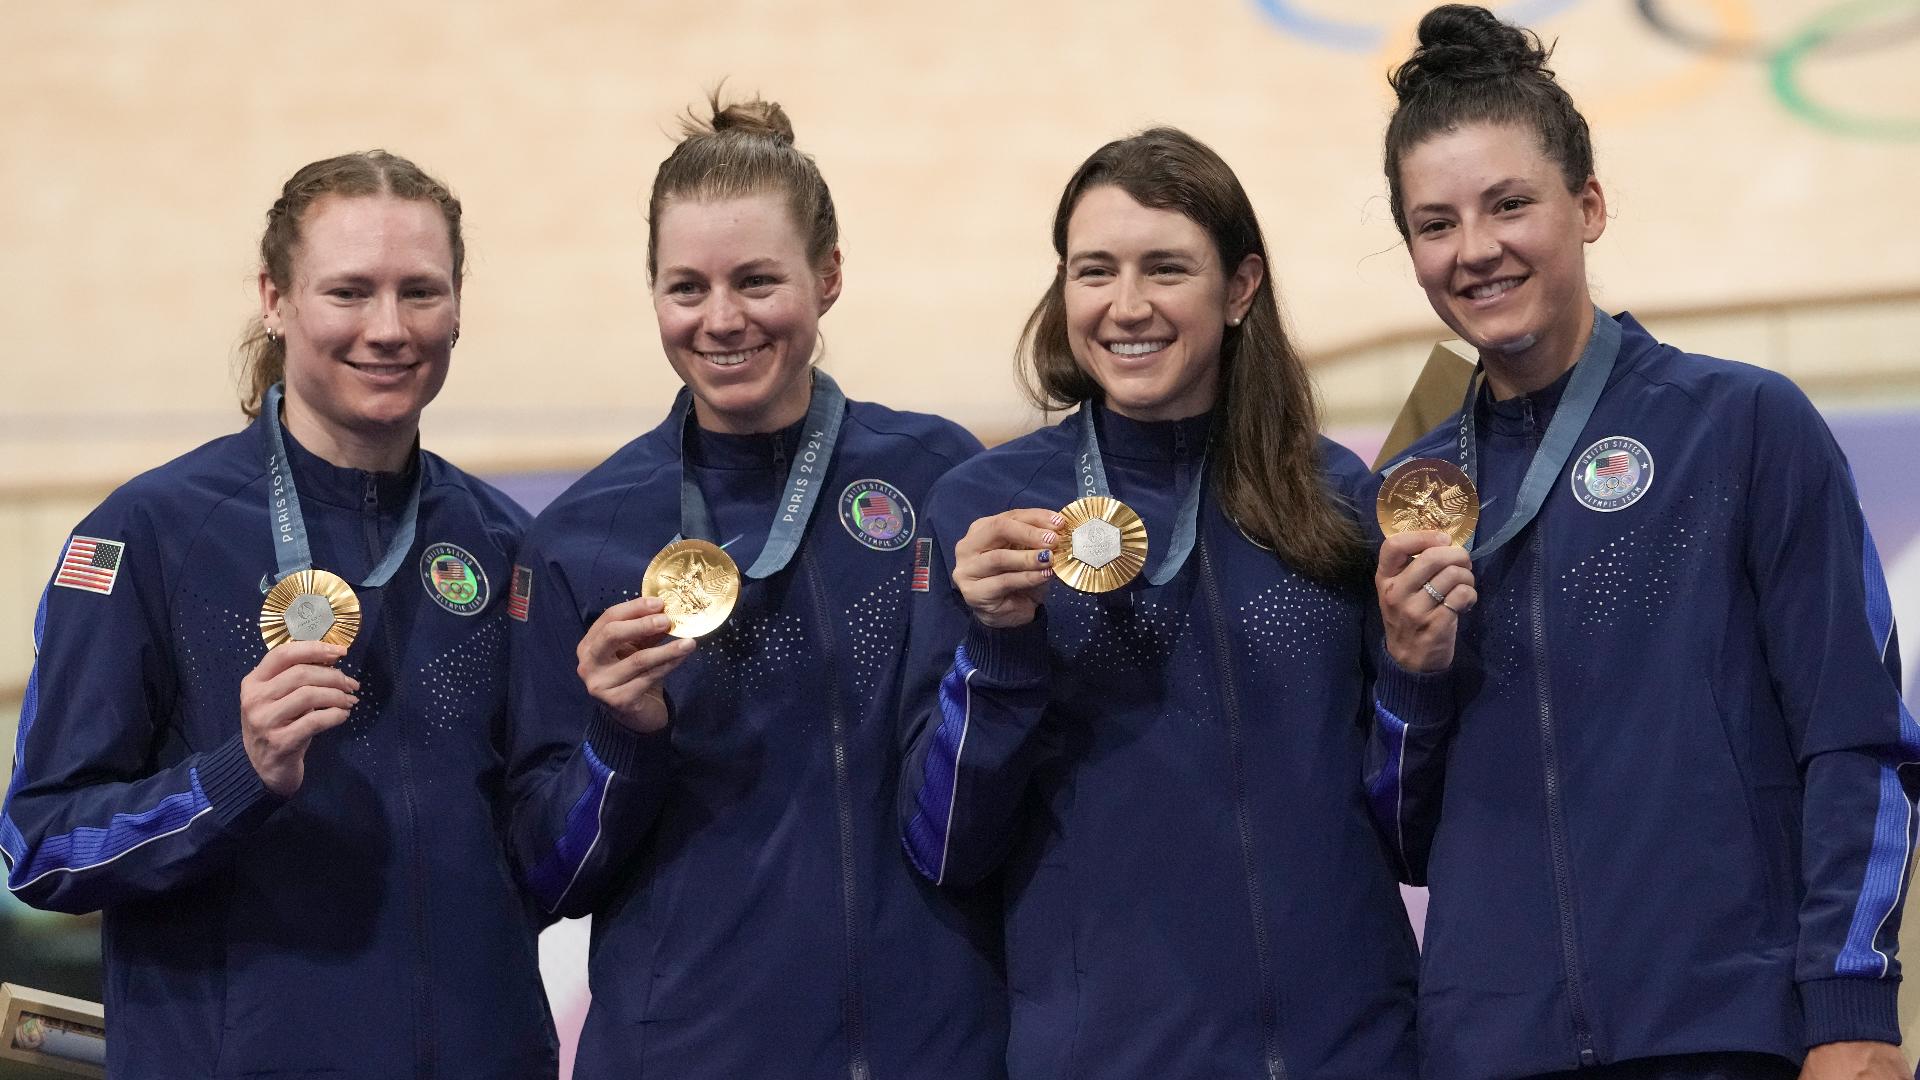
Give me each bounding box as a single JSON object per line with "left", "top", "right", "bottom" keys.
{"left": 1423, "top": 581, "right": 1447, "bottom": 607}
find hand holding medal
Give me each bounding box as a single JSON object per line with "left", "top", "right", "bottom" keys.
{"left": 1375, "top": 457, "right": 1480, "bottom": 673}
{"left": 952, "top": 509, "right": 1062, "bottom": 629}
{"left": 577, "top": 595, "right": 701, "bottom": 734}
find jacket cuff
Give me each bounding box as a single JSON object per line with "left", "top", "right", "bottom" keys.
{"left": 1374, "top": 646, "right": 1457, "bottom": 729}
{"left": 199, "top": 734, "right": 283, "bottom": 830}
{"left": 964, "top": 611, "right": 1050, "bottom": 686}
{"left": 1800, "top": 977, "right": 1902, "bottom": 1047}
{"left": 586, "top": 709, "right": 671, "bottom": 778}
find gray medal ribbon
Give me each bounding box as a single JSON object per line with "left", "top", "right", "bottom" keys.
{"left": 262, "top": 382, "right": 423, "bottom": 588}
{"left": 1457, "top": 307, "right": 1622, "bottom": 560}
{"left": 1075, "top": 404, "right": 1207, "bottom": 586}
{"left": 676, "top": 371, "right": 847, "bottom": 580}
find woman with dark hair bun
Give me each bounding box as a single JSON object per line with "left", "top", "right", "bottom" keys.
{"left": 503, "top": 93, "right": 1006, "bottom": 1078}
{"left": 898, "top": 126, "right": 1419, "bottom": 1079}
{"left": 1367, "top": 6, "right": 1913, "bottom": 1079}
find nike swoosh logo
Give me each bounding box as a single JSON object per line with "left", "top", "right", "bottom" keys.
{"left": 720, "top": 535, "right": 743, "bottom": 550}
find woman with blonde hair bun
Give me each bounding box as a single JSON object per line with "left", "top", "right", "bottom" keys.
{"left": 504, "top": 93, "right": 1006, "bottom": 1077}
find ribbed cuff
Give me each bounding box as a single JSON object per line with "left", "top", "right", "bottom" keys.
{"left": 1801, "top": 977, "right": 1903, "bottom": 1047}
{"left": 586, "top": 709, "right": 671, "bottom": 777}
{"left": 1374, "top": 645, "right": 1457, "bottom": 729}
{"left": 964, "top": 611, "right": 1051, "bottom": 686}
{"left": 199, "top": 735, "right": 283, "bottom": 830}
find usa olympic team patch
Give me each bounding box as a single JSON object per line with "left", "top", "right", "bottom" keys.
{"left": 1570, "top": 437, "right": 1654, "bottom": 513}
{"left": 839, "top": 479, "right": 915, "bottom": 552}
{"left": 420, "top": 542, "right": 490, "bottom": 615}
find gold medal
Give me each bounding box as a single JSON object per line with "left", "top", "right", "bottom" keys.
{"left": 260, "top": 569, "right": 361, "bottom": 649}
{"left": 1051, "top": 496, "right": 1149, "bottom": 593}
{"left": 642, "top": 539, "right": 741, "bottom": 638}
{"left": 1377, "top": 458, "right": 1480, "bottom": 547}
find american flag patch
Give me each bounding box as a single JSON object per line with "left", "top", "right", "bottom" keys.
{"left": 55, "top": 536, "right": 125, "bottom": 596}
{"left": 1594, "top": 452, "right": 1632, "bottom": 477}
{"left": 911, "top": 538, "right": 934, "bottom": 592}
{"left": 507, "top": 564, "right": 533, "bottom": 621}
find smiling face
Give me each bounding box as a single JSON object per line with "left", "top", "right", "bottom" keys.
{"left": 260, "top": 193, "right": 458, "bottom": 466}
{"left": 652, "top": 192, "right": 842, "bottom": 435}
{"left": 1399, "top": 121, "right": 1606, "bottom": 396}
{"left": 1062, "top": 185, "right": 1261, "bottom": 422}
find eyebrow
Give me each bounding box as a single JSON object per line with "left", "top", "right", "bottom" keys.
{"left": 1409, "top": 176, "right": 1534, "bottom": 217}
{"left": 1066, "top": 247, "right": 1200, "bottom": 263}
{"left": 658, "top": 258, "right": 783, "bottom": 278}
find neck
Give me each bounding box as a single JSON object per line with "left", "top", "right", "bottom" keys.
{"left": 281, "top": 395, "right": 416, "bottom": 473}
{"left": 1479, "top": 306, "right": 1595, "bottom": 402}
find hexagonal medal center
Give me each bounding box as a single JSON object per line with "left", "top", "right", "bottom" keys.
{"left": 1071, "top": 518, "right": 1123, "bottom": 569}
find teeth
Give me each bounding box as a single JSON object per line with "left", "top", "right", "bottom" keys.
{"left": 1107, "top": 341, "right": 1170, "bottom": 357}
{"left": 704, "top": 348, "right": 761, "bottom": 367}
{"left": 1467, "top": 278, "right": 1521, "bottom": 301}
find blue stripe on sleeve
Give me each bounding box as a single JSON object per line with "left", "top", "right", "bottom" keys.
{"left": 903, "top": 644, "right": 977, "bottom": 884}
{"left": 1835, "top": 518, "right": 1920, "bottom": 977}
{"left": 2, "top": 586, "right": 54, "bottom": 871}
{"left": 527, "top": 741, "right": 615, "bottom": 914}
{"left": 1367, "top": 701, "right": 1410, "bottom": 867}
{"left": 5, "top": 769, "right": 212, "bottom": 893}
{"left": 16, "top": 585, "right": 48, "bottom": 759}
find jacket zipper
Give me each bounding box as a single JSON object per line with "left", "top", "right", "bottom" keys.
{"left": 784, "top": 436, "right": 871, "bottom": 1080}
{"left": 1198, "top": 540, "right": 1289, "bottom": 1080}
{"left": 1523, "top": 401, "right": 1595, "bottom": 1067}
{"left": 368, "top": 473, "right": 436, "bottom": 1077}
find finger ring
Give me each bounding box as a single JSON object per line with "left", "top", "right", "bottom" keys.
{"left": 1423, "top": 581, "right": 1447, "bottom": 607}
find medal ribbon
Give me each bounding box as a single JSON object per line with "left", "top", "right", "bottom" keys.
{"left": 1075, "top": 404, "right": 1206, "bottom": 586}
{"left": 262, "top": 382, "right": 423, "bottom": 588}
{"left": 1457, "top": 307, "right": 1622, "bottom": 559}
{"left": 676, "top": 370, "right": 847, "bottom": 580}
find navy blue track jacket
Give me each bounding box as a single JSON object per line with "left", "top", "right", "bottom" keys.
{"left": 1368, "top": 312, "right": 1918, "bottom": 1079}
{"left": 899, "top": 404, "right": 1420, "bottom": 1080}
{"left": 1, "top": 416, "right": 555, "bottom": 1078}
{"left": 505, "top": 387, "right": 1007, "bottom": 1078}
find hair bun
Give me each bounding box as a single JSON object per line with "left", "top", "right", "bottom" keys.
{"left": 1390, "top": 4, "right": 1553, "bottom": 101}
{"left": 704, "top": 94, "right": 796, "bottom": 145}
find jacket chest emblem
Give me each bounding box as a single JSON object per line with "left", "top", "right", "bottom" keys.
{"left": 1570, "top": 436, "right": 1655, "bottom": 513}
{"left": 421, "top": 542, "right": 490, "bottom": 615}
{"left": 839, "top": 479, "right": 916, "bottom": 551}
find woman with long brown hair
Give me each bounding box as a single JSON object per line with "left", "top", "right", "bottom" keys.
{"left": 898, "top": 126, "right": 1418, "bottom": 1079}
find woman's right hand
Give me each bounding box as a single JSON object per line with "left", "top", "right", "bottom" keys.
{"left": 576, "top": 596, "right": 698, "bottom": 734}
{"left": 240, "top": 641, "right": 359, "bottom": 798}
{"left": 1377, "top": 530, "right": 1477, "bottom": 673}
{"left": 952, "top": 508, "right": 1060, "bottom": 629}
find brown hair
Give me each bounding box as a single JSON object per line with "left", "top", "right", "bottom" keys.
{"left": 1384, "top": 4, "right": 1594, "bottom": 239}
{"left": 1019, "top": 127, "right": 1364, "bottom": 582}
{"left": 237, "top": 150, "right": 465, "bottom": 418}
{"left": 646, "top": 90, "right": 839, "bottom": 281}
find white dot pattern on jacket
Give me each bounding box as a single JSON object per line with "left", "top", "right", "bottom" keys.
{"left": 709, "top": 611, "right": 808, "bottom": 694}
{"left": 1050, "top": 590, "right": 1195, "bottom": 675}
{"left": 416, "top": 618, "right": 506, "bottom": 737}
{"left": 1237, "top": 580, "right": 1344, "bottom": 666}
{"left": 843, "top": 569, "right": 909, "bottom": 694}
{"left": 1556, "top": 488, "right": 1732, "bottom": 635}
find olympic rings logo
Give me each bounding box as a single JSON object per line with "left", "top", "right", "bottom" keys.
{"left": 1249, "top": 0, "right": 1920, "bottom": 141}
